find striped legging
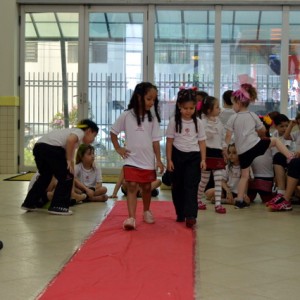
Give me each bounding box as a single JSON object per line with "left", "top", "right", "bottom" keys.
{"left": 198, "top": 169, "right": 223, "bottom": 205}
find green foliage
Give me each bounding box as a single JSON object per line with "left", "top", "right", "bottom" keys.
{"left": 51, "top": 105, "right": 78, "bottom": 129}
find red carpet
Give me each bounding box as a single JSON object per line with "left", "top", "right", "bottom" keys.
{"left": 38, "top": 201, "right": 195, "bottom": 300}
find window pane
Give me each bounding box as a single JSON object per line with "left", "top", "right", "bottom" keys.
{"left": 289, "top": 11, "right": 300, "bottom": 118}
{"left": 221, "top": 9, "right": 282, "bottom": 115}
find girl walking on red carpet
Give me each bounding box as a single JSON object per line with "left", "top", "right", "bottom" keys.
{"left": 110, "top": 82, "right": 164, "bottom": 230}
{"left": 166, "top": 88, "right": 207, "bottom": 228}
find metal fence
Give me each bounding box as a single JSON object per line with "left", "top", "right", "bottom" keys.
{"left": 24, "top": 72, "right": 296, "bottom": 166}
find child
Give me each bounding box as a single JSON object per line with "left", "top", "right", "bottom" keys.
{"left": 195, "top": 90, "right": 209, "bottom": 117}
{"left": 166, "top": 88, "right": 206, "bottom": 228}
{"left": 248, "top": 116, "right": 275, "bottom": 203}
{"left": 284, "top": 112, "right": 300, "bottom": 152}
{"left": 197, "top": 96, "right": 227, "bottom": 214}
{"left": 109, "top": 168, "right": 161, "bottom": 198}
{"left": 205, "top": 143, "right": 250, "bottom": 205}
{"left": 110, "top": 82, "right": 164, "bottom": 230}
{"left": 219, "top": 90, "right": 235, "bottom": 126}
{"left": 270, "top": 114, "right": 291, "bottom": 199}
{"left": 21, "top": 119, "right": 99, "bottom": 215}
{"left": 225, "top": 83, "right": 294, "bottom": 209}
{"left": 74, "top": 144, "right": 108, "bottom": 202}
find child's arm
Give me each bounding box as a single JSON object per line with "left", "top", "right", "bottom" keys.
{"left": 153, "top": 141, "right": 164, "bottom": 174}
{"left": 66, "top": 133, "right": 79, "bottom": 174}
{"left": 284, "top": 119, "right": 297, "bottom": 140}
{"left": 199, "top": 140, "right": 206, "bottom": 170}
{"left": 225, "top": 129, "right": 232, "bottom": 146}
{"left": 166, "top": 138, "right": 174, "bottom": 171}
{"left": 110, "top": 132, "right": 130, "bottom": 159}
{"left": 74, "top": 178, "right": 94, "bottom": 198}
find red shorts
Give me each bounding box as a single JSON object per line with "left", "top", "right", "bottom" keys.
{"left": 123, "top": 165, "right": 156, "bottom": 183}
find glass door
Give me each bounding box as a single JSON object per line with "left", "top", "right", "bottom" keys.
{"left": 20, "top": 6, "right": 82, "bottom": 171}
{"left": 85, "top": 7, "right": 147, "bottom": 170}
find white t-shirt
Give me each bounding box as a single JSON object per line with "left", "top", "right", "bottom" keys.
{"left": 290, "top": 130, "right": 300, "bottom": 151}
{"left": 219, "top": 108, "right": 235, "bottom": 126}
{"left": 225, "top": 111, "right": 263, "bottom": 155}
{"left": 37, "top": 128, "right": 84, "bottom": 149}
{"left": 110, "top": 110, "right": 161, "bottom": 170}
{"left": 75, "top": 162, "right": 101, "bottom": 188}
{"left": 251, "top": 148, "right": 274, "bottom": 178}
{"left": 201, "top": 115, "right": 225, "bottom": 149}
{"left": 222, "top": 165, "right": 241, "bottom": 194}
{"left": 271, "top": 130, "right": 292, "bottom": 156}
{"left": 166, "top": 117, "right": 206, "bottom": 152}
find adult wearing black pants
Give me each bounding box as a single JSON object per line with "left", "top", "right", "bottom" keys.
{"left": 21, "top": 119, "right": 99, "bottom": 216}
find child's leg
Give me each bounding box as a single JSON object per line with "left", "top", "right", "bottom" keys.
{"left": 151, "top": 179, "right": 161, "bottom": 190}
{"left": 205, "top": 188, "right": 215, "bottom": 202}
{"left": 140, "top": 182, "right": 152, "bottom": 211}
{"left": 197, "top": 171, "right": 211, "bottom": 202}
{"left": 237, "top": 168, "right": 250, "bottom": 201}
{"left": 126, "top": 181, "right": 139, "bottom": 218}
{"left": 269, "top": 137, "right": 293, "bottom": 158}
{"left": 94, "top": 186, "right": 108, "bottom": 196}
{"left": 212, "top": 170, "right": 222, "bottom": 206}
{"left": 273, "top": 164, "right": 287, "bottom": 194}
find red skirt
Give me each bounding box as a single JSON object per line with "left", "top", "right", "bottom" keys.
{"left": 123, "top": 165, "right": 156, "bottom": 183}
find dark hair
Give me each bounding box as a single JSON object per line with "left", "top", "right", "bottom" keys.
{"left": 174, "top": 89, "right": 198, "bottom": 133}
{"left": 76, "top": 144, "right": 95, "bottom": 164}
{"left": 227, "top": 143, "right": 238, "bottom": 170}
{"left": 232, "top": 83, "right": 257, "bottom": 107}
{"left": 77, "top": 119, "right": 99, "bottom": 133}
{"left": 296, "top": 112, "right": 300, "bottom": 121}
{"left": 127, "top": 82, "right": 161, "bottom": 126}
{"left": 201, "top": 96, "right": 218, "bottom": 116}
{"left": 273, "top": 113, "right": 289, "bottom": 126}
{"left": 196, "top": 90, "right": 208, "bottom": 99}
{"left": 268, "top": 111, "right": 280, "bottom": 121}
{"left": 258, "top": 116, "right": 271, "bottom": 137}
{"left": 222, "top": 90, "right": 233, "bottom": 106}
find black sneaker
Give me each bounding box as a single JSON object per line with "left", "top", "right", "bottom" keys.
{"left": 21, "top": 204, "right": 37, "bottom": 212}
{"left": 48, "top": 206, "right": 73, "bottom": 216}
{"left": 234, "top": 200, "right": 249, "bottom": 209}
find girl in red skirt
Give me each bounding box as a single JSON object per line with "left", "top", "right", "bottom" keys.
{"left": 110, "top": 82, "right": 164, "bottom": 230}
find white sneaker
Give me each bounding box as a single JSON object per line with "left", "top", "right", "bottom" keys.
{"left": 143, "top": 210, "right": 155, "bottom": 224}
{"left": 123, "top": 217, "right": 136, "bottom": 230}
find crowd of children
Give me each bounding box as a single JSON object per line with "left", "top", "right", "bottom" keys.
{"left": 20, "top": 80, "right": 300, "bottom": 231}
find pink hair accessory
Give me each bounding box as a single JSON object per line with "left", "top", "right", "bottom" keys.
{"left": 196, "top": 101, "right": 203, "bottom": 111}
{"left": 238, "top": 74, "right": 255, "bottom": 85}
{"left": 232, "top": 87, "right": 250, "bottom": 103}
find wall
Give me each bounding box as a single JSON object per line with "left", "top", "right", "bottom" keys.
{"left": 0, "top": 0, "right": 19, "bottom": 173}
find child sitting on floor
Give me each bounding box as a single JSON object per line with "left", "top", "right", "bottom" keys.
{"left": 74, "top": 144, "right": 108, "bottom": 202}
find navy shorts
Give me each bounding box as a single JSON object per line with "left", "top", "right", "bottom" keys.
{"left": 238, "top": 138, "right": 271, "bottom": 169}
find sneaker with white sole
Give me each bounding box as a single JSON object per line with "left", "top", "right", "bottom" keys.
{"left": 269, "top": 199, "right": 293, "bottom": 212}
{"left": 123, "top": 217, "right": 136, "bottom": 230}
{"left": 48, "top": 206, "right": 73, "bottom": 216}
{"left": 265, "top": 193, "right": 283, "bottom": 207}
{"left": 143, "top": 210, "right": 155, "bottom": 224}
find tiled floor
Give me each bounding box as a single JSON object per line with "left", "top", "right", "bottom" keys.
{"left": 1, "top": 174, "right": 300, "bottom": 300}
